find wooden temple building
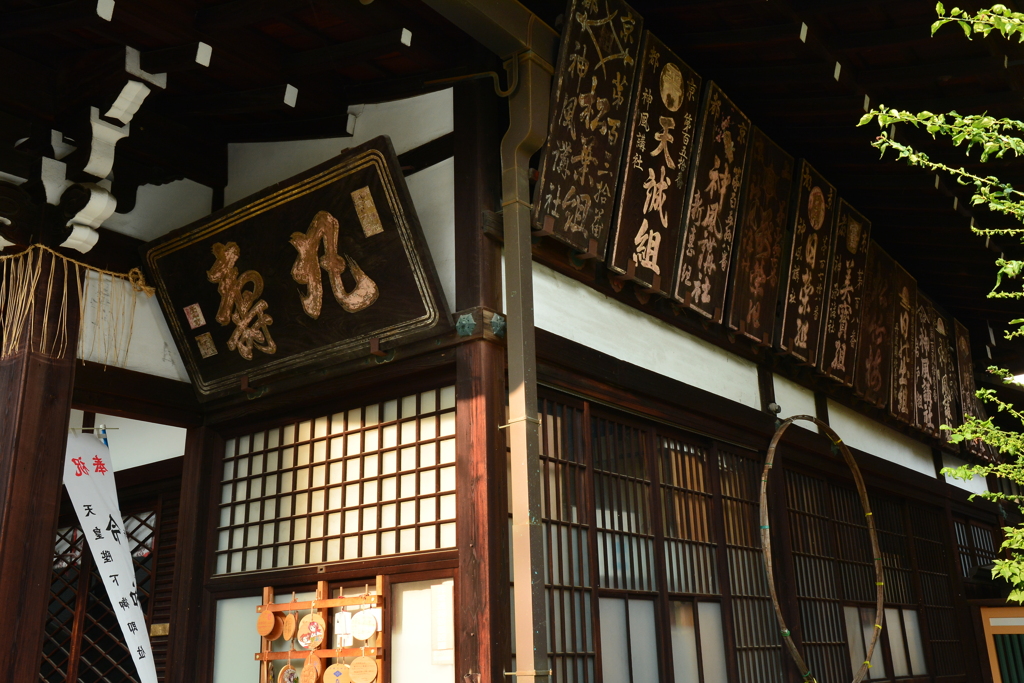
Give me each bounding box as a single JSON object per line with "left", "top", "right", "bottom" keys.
{"left": 1, "top": 0, "right": 1023, "bottom": 682}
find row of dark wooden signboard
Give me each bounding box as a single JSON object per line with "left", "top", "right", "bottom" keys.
{"left": 532, "top": 0, "right": 988, "bottom": 455}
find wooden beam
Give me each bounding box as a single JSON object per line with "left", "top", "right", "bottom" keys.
{"left": 396, "top": 131, "right": 454, "bottom": 175}
{"left": 72, "top": 361, "right": 202, "bottom": 428}
{"left": 220, "top": 112, "right": 354, "bottom": 143}
{"left": 285, "top": 28, "right": 413, "bottom": 74}
{"left": 162, "top": 84, "right": 298, "bottom": 116}
{"left": 666, "top": 23, "right": 802, "bottom": 49}
{"left": 830, "top": 25, "right": 941, "bottom": 50}
{"left": 859, "top": 56, "right": 1002, "bottom": 86}
{"left": 0, "top": 47, "right": 55, "bottom": 119}
{"left": 139, "top": 42, "right": 213, "bottom": 73}
{"left": 196, "top": 0, "right": 308, "bottom": 29}
{"left": 117, "top": 109, "right": 227, "bottom": 189}
{"left": 0, "top": 0, "right": 111, "bottom": 37}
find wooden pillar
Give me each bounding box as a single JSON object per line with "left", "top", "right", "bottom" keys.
{"left": 454, "top": 73, "right": 510, "bottom": 683}
{"left": 0, "top": 252, "right": 81, "bottom": 681}
{"left": 167, "top": 425, "right": 221, "bottom": 683}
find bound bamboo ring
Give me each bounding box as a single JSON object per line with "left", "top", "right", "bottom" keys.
{"left": 759, "top": 415, "right": 885, "bottom": 683}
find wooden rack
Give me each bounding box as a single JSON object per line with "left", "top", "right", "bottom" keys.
{"left": 255, "top": 577, "right": 385, "bottom": 683}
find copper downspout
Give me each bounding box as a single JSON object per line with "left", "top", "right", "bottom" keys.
{"left": 418, "top": 2, "right": 556, "bottom": 681}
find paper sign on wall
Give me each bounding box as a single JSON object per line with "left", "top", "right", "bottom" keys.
{"left": 63, "top": 431, "right": 158, "bottom": 683}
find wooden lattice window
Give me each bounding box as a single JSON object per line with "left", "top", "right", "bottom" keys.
{"left": 215, "top": 386, "right": 456, "bottom": 574}
{"left": 954, "top": 516, "right": 1000, "bottom": 579}
{"left": 538, "top": 397, "right": 596, "bottom": 683}
{"left": 40, "top": 512, "right": 158, "bottom": 683}
{"left": 912, "top": 506, "right": 964, "bottom": 678}
{"left": 658, "top": 437, "right": 717, "bottom": 595}
{"left": 720, "top": 447, "right": 784, "bottom": 683}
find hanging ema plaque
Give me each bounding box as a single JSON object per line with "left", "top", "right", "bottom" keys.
{"left": 672, "top": 82, "right": 750, "bottom": 321}
{"left": 914, "top": 296, "right": 942, "bottom": 438}
{"left": 854, "top": 241, "right": 896, "bottom": 408}
{"left": 777, "top": 160, "right": 837, "bottom": 365}
{"left": 954, "top": 319, "right": 995, "bottom": 460}
{"left": 934, "top": 311, "right": 961, "bottom": 444}
{"left": 818, "top": 200, "right": 870, "bottom": 385}
{"left": 725, "top": 127, "right": 793, "bottom": 346}
{"left": 889, "top": 262, "right": 917, "bottom": 424}
{"left": 606, "top": 31, "right": 701, "bottom": 293}
{"left": 144, "top": 136, "right": 451, "bottom": 401}
{"left": 532, "top": 0, "right": 643, "bottom": 257}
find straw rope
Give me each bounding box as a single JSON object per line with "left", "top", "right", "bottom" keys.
{"left": 0, "top": 243, "right": 155, "bottom": 364}
{"left": 759, "top": 415, "right": 885, "bottom": 683}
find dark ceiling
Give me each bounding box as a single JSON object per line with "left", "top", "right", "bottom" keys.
{"left": 1, "top": 0, "right": 1023, "bottom": 373}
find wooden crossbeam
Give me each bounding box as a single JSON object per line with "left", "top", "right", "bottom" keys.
{"left": 139, "top": 42, "right": 213, "bottom": 73}
{"left": 196, "top": 0, "right": 308, "bottom": 29}
{"left": 116, "top": 109, "right": 227, "bottom": 188}
{"left": 285, "top": 28, "right": 413, "bottom": 74}
{"left": 674, "top": 23, "right": 801, "bottom": 49}
{"left": 162, "top": 84, "right": 298, "bottom": 116}
{"left": 222, "top": 112, "right": 354, "bottom": 143}
{"left": 830, "top": 26, "right": 937, "bottom": 50}
{"left": 0, "top": 0, "right": 112, "bottom": 37}
{"left": 859, "top": 56, "right": 1001, "bottom": 86}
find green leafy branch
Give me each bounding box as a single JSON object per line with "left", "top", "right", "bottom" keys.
{"left": 934, "top": 2, "right": 1024, "bottom": 40}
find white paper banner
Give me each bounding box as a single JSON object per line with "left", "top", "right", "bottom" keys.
{"left": 63, "top": 431, "right": 158, "bottom": 683}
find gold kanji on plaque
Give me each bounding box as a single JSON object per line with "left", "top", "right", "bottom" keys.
{"left": 290, "top": 210, "right": 379, "bottom": 319}
{"left": 206, "top": 241, "right": 277, "bottom": 360}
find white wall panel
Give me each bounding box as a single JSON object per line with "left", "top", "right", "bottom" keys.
{"left": 405, "top": 158, "right": 455, "bottom": 311}
{"left": 104, "top": 179, "right": 214, "bottom": 242}
{"left": 941, "top": 453, "right": 989, "bottom": 495}
{"left": 530, "top": 264, "right": 761, "bottom": 410}
{"left": 773, "top": 374, "right": 816, "bottom": 428}
{"left": 826, "top": 399, "right": 935, "bottom": 478}
{"left": 94, "top": 413, "right": 187, "bottom": 471}
{"left": 226, "top": 89, "right": 454, "bottom": 204}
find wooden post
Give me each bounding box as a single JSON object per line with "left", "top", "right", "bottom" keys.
{"left": 167, "top": 426, "right": 222, "bottom": 683}
{"left": 0, "top": 251, "right": 81, "bottom": 681}
{"left": 454, "top": 74, "right": 510, "bottom": 683}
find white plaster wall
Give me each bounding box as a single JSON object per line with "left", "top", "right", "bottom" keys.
{"left": 225, "top": 89, "right": 454, "bottom": 204}
{"left": 826, "top": 399, "right": 936, "bottom": 478}
{"left": 94, "top": 413, "right": 187, "bottom": 472}
{"left": 528, "top": 263, "right": 761, "bottom": 410}
{"left": 103, "top": 179, "right": 214, "bottom": 242}
{"left": 405, "top": 157, "right": 455, "bottom": 312}
{"left": 941, "top": 453, "right": 990, "bottom": 495}
{"left": 77, "top": 272, "right": 189, "bottom": 381}
{"left": 213, "top": 596, "right": 261, "bottom": 683}
{"left": 773, "top": 374, "right": 817, "bottom": 429}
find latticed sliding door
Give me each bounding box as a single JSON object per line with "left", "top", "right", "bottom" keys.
{"left": 40, "top": 510, "right": 161, "bottom": 683}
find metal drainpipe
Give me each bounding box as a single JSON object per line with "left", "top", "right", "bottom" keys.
{"left": 418, "top": 2, "right": 556, "bottom": 681}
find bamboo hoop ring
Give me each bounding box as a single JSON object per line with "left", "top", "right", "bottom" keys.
{"left": 760, "top": 415, "right": 885, "bottom": 683}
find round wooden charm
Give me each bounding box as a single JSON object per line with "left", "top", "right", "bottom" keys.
{"left": 277, "top": 665, "right": 299, "bottom": 683}
{"left": 297, "top": 613, "right": 327, "bottom": 649}
{"left": 349, "top": 611, "right": 377, "bottom": 641}
{"left": 348, "top": 657, "right": 377, "bottom": 683}
{"left": 323, "top": 664, "right": 350, "bottom": 683}
{"left": 282, "top": 613, "right": 297, "bottom": 641}
{"left": 267, "top": 613, "right": 285, "bottom": 641}
{"left": 256, "top": 610, "right": 276, "bottom": 637}
{"left": 300, "top": 654, "right": 322, "bottom": 683}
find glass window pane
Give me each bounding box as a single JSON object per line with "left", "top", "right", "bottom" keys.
{"left": 885, "top": 608, "right": 908, "bottom": 677}
{"left": 599, "top": 598, "right": 630, "bottom": 683}
{"left": 627, "top": 599, "right": 659, "bottom": 683}
{"left": 859, "top": 607, "right": 887, "bottom": 679}
{"left": 697, "top": 602, "right": 728, "bottom": 683}
{"left": 903, "top": 609, "right": 928, "bottom": 675}
{"left": 669, "top": 602, "right": 699, "bottom": 683}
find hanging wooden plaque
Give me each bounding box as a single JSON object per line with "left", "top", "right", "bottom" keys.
{"left": 934, "top": 311, "right": 961, "bottom": 444}
{"left": 725, "top": 127, "right": 793, "bottom": 345}
{"left": 143, "top": 136, "right": 452, "bottom": 401}
{"left": 889, "top": 263, "right": 917, "bottom": 424}
{"left": 818, "top": 200, "right": 870, "bottom": 385}
{"left": 606, "top": 31, "right": 701, "bottom": 293}
{"left": 954, "top": 319, "right": 994, "bottom": 459}
{"left": 854, "top": 241, "right": 895, "bottom": 408}
{"left": 777, "top": 160, "right": 837, "bottom": 364}
{"left": 672, "top": 82, "right": 750, "bottom": 320}
{"left": 532, "top": 0, "right": 643, "bottom": 256}
{"left": 914, "top": 296, "right": 941, "bottom": 438}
